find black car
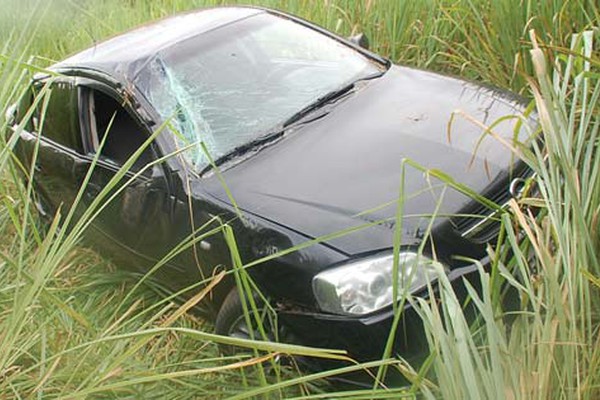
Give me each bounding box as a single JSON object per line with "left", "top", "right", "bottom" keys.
{"left": 9, "top": 7, "right": 534, "bottom": 366}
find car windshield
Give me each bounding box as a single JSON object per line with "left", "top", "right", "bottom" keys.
{"left": 135, "top": 12, "right": 385, "bottom": 170}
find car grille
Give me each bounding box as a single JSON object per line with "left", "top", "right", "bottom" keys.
{"left": 451, "top": 166, "right": 532, "bottom": 243}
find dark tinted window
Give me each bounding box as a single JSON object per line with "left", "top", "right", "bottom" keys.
{"left": 35, "top": 81, "right": 83, "bottom": 152}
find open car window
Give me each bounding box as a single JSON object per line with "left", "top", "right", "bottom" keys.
{"left": 134, "top": 12, "right": 384, "bottom": 171}
{"left": 81, "top": 88, "right": 155, "bottom": 175}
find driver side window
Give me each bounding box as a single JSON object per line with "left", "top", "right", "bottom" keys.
{"left": 82, "top": 88, "right": 154, "bottom": 174}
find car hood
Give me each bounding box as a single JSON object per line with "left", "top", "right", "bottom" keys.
{"left": 201, "top": 65, "right": 532, "bottom": 257}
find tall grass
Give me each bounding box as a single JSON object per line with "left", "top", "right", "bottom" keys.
{"left": 0, "top": 0, "right": 598, "bottom": 398}
{"left": 398, "top": 30, "right": 600, "bottom": 399}
{"left": 2, "top": 0, "right": 597, "bottom": 91}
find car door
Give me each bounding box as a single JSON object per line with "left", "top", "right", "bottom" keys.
{"left": 16, "top": 77, "right": 86, "bottom": 221}
{"left": 73, "top": 82, "right": 177, "bottom": 272}
{"left": 78, "top": 84, "right": 240, "bottom": 300}
{"left": 18, "top": 76, "right": 219, "bottom": 294}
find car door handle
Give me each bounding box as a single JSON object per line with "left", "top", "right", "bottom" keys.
{"left": 85, "top": 182, "right": 103, "bottom": 199}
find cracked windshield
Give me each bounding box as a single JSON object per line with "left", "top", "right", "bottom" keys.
{"left": 136, "top": 13, "right": 382, "bottom": 170}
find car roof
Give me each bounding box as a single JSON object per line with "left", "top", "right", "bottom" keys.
{"left": 51, "top": 7, "right": 264, "bottom": 82}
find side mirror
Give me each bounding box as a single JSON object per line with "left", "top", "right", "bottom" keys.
{"left": 348, "top": 33, "right": 369, "bottom": 50}
{"left": 5, "top": 102, "right": 18, "bottom": 127}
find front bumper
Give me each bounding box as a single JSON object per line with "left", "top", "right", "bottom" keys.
{"left": 279, "top": 263, "right": 482, "bottom": 363}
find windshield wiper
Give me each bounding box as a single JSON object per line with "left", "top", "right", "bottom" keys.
{"left": 199, "top": 128, "right": 285, "bottom": 176}
{"left": 200, "top": 71, "right": 385, "bottom": 176}
{"left": 282, "top": 71, "right": 385, "bottom": 127}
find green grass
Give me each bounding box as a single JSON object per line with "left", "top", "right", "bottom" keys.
{"left": 0, "top": 0, "right": 599, "bottom": 398}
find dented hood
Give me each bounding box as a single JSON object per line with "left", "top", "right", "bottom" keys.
{"left": 202, "top": 66, "right": 531, "bottom": 256}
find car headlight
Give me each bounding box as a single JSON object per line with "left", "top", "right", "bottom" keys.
{"left": 312, "top": 252, "right": 442, "bottom": 315}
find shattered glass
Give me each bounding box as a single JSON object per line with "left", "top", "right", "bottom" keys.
{"left": 136, "top": 13, "right": 382, "bottom": 170}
